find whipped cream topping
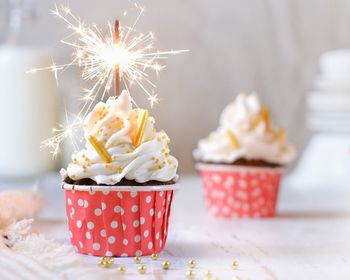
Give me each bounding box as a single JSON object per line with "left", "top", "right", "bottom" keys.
{"left": 67, "top": 90, "right": 178, "bottom": 185}
{"left": 193, "top": 93, "right": 296, "bottom": 165}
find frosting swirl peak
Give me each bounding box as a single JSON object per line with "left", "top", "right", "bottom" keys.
{"left": 193, "top": 93, "right": 296, "bottom": 165}
{"left": 67, "top": 90, "right": 178, "bottom": 185}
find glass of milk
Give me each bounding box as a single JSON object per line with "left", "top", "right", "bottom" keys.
{"left": 0, "top": 0, "right": 60, "bottom": 178}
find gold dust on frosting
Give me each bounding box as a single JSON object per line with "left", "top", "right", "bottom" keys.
{"left": 149, "top": 165, "right": 161, "bottom": 171}
{"left": 105, "top": 164, "right": 114, "bottom": 171}
{"left": 116, "top": 167, "right": 123, "bottom": 173}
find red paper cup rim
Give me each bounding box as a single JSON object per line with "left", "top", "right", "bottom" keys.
{"left": 61, "top": 181, "right": 178, "bottom": 192}
{"left": 195, "top": 162, "right": 285, "bottom": 173}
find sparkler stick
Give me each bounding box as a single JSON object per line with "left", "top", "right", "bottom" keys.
{"left": 114, "top": 20, "right": 121, "bottom": 96}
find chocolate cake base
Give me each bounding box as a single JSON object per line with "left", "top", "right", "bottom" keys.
{"left": 198, "top": 158, "right": 282, "bottom": 168}
{"left": 65, "top": 177, "right": 176, "bottom": 186}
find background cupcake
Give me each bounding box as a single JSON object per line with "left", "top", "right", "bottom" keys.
{"left": 193, "top": 93, "right": 296, "bottom": 218}
{"left": 62, "top": 90, "right": 179, "bottom": 257}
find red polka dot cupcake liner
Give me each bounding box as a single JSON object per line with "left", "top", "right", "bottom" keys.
{"left": 61, "top": 181, "right": 176, "bottom": 257}
{"left": 196, "top": 163, "right": 284, "bottom": 218}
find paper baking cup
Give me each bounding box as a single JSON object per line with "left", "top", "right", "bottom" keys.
{"left": 61, "top": 181, "right": 176, "bottom": 257}
{"left": 196, "top": 163, "right": 284, "bottom": 218}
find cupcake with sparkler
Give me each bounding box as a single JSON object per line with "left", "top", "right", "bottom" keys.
{"left": 193, "top": 93, "right": 296, "bottom": 218}
{"left": 61, "top": 90, "right": 178, "bottom": 257}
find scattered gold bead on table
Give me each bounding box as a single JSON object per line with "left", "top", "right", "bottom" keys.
{"left": 134, "top": 256, "right": 142, "bottom": 264}
{"left": 204, "top": 270, "right": 213, "bottom": 280}
{"left": 98, "top": 256, "right": 114, "bottom": 268}
{"left": 151, "top": 253, "right": 158, "bottom": 260}
{"left": 188, "top": 259, "right": 196, "bottom": 269}
{"left": 186, "top": 270, "right": 196, "bottom": 279}
{"left": 231, "top": 260, "right": 239, "bottom": 270}
{"left": 162, "top": 260, "right": 170, "bottom": 270}
{"left": 117, "top": 265, "right": 126, "bottom": 273}
{"left": 138, "top": 264, "right": 147, "bottom": 274}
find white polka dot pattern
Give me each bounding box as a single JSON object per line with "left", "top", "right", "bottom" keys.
{"left": 199, "top": 168, "right": 283, "bottom": 218}
{"left": 65, "top": 188, "right": 174, "bottom": 257}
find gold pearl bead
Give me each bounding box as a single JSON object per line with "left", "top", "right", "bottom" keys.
{"left": 117, "top": 265, "right": 126, "bottom": 272}
{"left": 186, "top": 270, "right": 195, "bottom": 279}
{"left": 204, "top": 270, "right": 212, "bottom": 277}
{"left": 98, "top": 256, "right": 113, "bottom": 268}
{"left": 188, "top": 259, "right": 196, "bottom": 269}
{"left": 162, "top": 260, "right": 170, "bottom": 270}
{"left": 138, "top": 264, "right": 147, "bottom": 274}
{"left": 134, "top": 256, "right": 142, "bottom": 264}
{"left": 231, "top": 260, "right": 239, "bottom": 270}
{"left": 151, "top": 253, "right": 158, "bottom": 260}
{"left": 186, "top": 269, "right": 196, "bottom": 279}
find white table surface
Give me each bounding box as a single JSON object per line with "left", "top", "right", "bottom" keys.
{"left": 1, "top": 172, "right": 350, "bottom": 280}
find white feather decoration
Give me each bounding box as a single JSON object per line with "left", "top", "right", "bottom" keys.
{"left": 0, "top": 186, "right": 43, "bottom": 229}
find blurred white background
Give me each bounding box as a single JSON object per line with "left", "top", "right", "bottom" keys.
{"left": 2, "top": 0, "right": 350, "bottom": 174}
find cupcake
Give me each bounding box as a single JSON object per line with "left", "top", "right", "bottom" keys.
{"left": 61, "top": 90, "right": 178, "bottom": 257}
{"left": 193, "top": 93, "right": 296, "bottom": 218}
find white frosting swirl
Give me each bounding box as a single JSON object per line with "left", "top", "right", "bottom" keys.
{"left": 193, "top": 93, "right": 296, "bottom": 165}
{"left": 67, "top": 90, "right": 178, "bottom": 185}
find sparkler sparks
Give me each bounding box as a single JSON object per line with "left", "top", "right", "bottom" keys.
{"left": 32, "top": 4, "right": 188, "bottom": 156}
{"left": 148, "top": 93, "right": 160, "bottom": 108}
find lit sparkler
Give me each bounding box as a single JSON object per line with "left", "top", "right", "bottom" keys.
{"left": 31, "top": 4, "right": 188, "bottom": 157}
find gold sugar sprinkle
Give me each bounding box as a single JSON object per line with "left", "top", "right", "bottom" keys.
{"left": 116, "top": 167, "right": 123, "bottom": 173}
{"left": 149, "top": 165, "right": 160, "bottom": 172}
